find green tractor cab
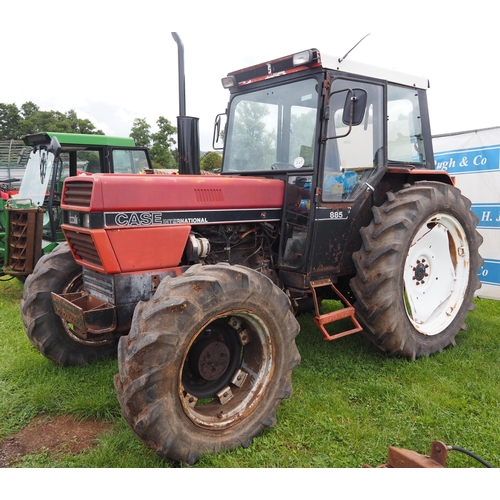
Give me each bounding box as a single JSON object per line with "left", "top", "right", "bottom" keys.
{"left": 0, "top": 132, "right": 152, "bottom": 280}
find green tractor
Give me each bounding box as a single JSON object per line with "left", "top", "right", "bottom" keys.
{"left": 0, "top": 132, "right": 152, "bottom": 280}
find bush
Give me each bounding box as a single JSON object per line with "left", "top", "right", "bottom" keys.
{"left": 201, "top": 151, "right": 222, "bottom": 172}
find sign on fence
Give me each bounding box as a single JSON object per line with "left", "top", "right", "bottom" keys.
{"left": 433, "top": 127, "right": 500, "bottom": 300}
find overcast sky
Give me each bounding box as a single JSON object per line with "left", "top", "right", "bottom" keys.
{"left": 3, "top": 1, "right": 498, "bottom": 151}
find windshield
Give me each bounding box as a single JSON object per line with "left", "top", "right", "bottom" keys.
{"left": 223, "top": 78, "right": 319, "bottom": 173}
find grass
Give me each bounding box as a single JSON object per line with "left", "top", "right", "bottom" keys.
{"left": 1, "top": 277, "right": 499, "bottom": 468}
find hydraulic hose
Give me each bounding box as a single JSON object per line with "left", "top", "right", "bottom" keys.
{"left": 448, "top": 446, "right": 494, "bottom": 468}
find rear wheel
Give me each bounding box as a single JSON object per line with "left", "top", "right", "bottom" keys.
{"left": 350, "top": 181, "right": 483, "bottom": 359}
{"left": 114, "top": 263, "right": 300, "bottom": 465}
{"left": 21, "top": 242, "right": 118, "bottom": 366}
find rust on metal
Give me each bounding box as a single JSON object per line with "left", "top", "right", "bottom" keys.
{"left": 6, "top": 207, "right": 45, "bottom": 274}
{"left": 310, "top": 280, "right": 363, "bottom": 341}
{"left": 151, "top": 274, "right": 161, "bottom": 292}
{"left": 364, "top": 441, "right": 449, "bottom": 468}
{"left": 51, "top": 291, "right": 117, "bottom": 335}
{"left": 216, "top": 386, "right": 234, "bottom": 405}
{"left": 197, "top": 341, "right": 230, "bottom": 380}
{"left": 231, "top": 369, "right": 248, "bottom": 388}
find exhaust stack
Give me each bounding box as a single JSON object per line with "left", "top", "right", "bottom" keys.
{"left": 171, "top": 32, "right": 200, "bottom": 175}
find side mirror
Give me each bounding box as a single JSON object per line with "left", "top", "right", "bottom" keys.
{"left": 212, "top": 112, "right": 227, "bottom": 151}
{"left": 323, "top": 88, "right": 368, "bottom": 143}
{"left": 342, "top": 88, "right": 367, "bottom": 127}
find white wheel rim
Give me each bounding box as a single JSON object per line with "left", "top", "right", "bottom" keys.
{"left": 403, "top": 213, "right": 470, "bottom": 336}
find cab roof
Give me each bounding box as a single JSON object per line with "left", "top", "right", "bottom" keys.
{"left": 225, "top": 48, "right": 429, "bottom": 90}
{"left": 23, "top": 132, "right": 136, "bottom": 148}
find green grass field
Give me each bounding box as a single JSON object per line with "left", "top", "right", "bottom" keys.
{"left": 1, "top": 277, "right": 499, "bottom": 468}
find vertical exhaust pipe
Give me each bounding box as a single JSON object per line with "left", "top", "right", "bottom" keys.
{"left": 171, "top": 32, "right": 200, "bottom": 175}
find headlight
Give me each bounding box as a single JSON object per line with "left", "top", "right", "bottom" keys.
{"left": 293, "top": 50, "right": 314, "bottom": 67}
{"left": 221, "top": 76, "right": 237, "bottom": 89}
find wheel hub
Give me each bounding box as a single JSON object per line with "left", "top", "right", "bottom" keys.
{"left": 413, "top": 260, "right": 429, "bottom": 283}
{"left": 180, "top": 312, "right": 276, "bottom": 431}
{"left": 182, "top": 321, "right": 242, "bottom": 399}
{"left": 197, "top": 341, "right": 230, "bottom": 380}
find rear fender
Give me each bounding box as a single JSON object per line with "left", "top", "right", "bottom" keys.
{"left": 385, "top": 167, "right": 454, "bottom": 186}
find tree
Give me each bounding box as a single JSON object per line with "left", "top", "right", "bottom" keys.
{"left": 0, "top": 103, "right": 21, "bottom": 139}
{"left": 0, "top": 101, "right": 104, "bottom": 138}
{"left": 19, "top": 109, "right": 103, "bottom": 136}
{"left": 201, "top": 151, "right": 222, "bottom": 172}
{"left": 150, "top": 116, "right": 177, "bottom": 169}
{"left": 130, "top": 118, "right": 151, "bottom": 148}
{"left": 20, "top": 101, "right": 39, "bottom": 120}
{"left": 65, "top": 109, "right": 104, "bottom": 134}
{"left": 129, "top": 116, "right": 178, "bottom": 169}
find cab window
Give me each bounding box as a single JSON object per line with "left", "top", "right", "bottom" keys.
{"left": 322, "top": 79, "right": 383, "bottom": 202}
{"left": 387, "top": 85, "right": 425, "bottom": 164}
{"left": 112, "top": 149, "right": 149, "bottom": 173}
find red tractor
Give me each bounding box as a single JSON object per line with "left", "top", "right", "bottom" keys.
{"left": 21, "top": 42, "right": 482, "bottom": 464}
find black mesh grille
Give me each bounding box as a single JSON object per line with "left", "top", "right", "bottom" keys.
{"left": 234, "top": 65, "right": 269, "bottom": 83}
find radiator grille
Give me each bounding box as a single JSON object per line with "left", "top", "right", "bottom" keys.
{"left": 66, "top": 231, "right": 103, "bottom": 268}
{"left": 63, "top": 181, "right": 93, "bottom": 207}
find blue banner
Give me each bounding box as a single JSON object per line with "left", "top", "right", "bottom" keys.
{"left": 471, "top": 204, "right": 500, "bottom": 229}
{"left": 478, "top": 259, "right": 500, "bottom": 287}
{"left": 435, "top": 146, "right": 500, "bottom": 174}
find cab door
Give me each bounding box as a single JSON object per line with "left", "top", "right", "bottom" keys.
{"left": 309, "top": 77, "right": 385, "bottom": 276}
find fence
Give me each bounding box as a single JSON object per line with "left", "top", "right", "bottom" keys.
{"left": 0, "top": 139, "right": 29, "bottom": 187}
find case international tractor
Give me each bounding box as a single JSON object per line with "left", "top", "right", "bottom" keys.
{"left": 21, "top": 40, "right": 482, "bottom": 464}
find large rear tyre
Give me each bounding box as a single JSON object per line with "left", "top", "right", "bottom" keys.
{"left": 350, "top": 181, "right": 483, "bottom": 360}
{"left": 114, "top": 263, "right": 301, "bottom": 465}
{"left": 21, "top": 242, "right": 118, "bottom": 366}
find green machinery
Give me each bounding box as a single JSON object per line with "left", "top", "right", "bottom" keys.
{"left": 0, "top": 132, "right": 152, "bottom": 279}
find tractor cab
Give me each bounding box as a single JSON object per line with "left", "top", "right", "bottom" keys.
{"left": 218, "top": 49, "right": 446, "bottom": 289}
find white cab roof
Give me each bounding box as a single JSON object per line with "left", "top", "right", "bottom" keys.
{"left": 320, "top": 52, "right": 429, "bottom": 89}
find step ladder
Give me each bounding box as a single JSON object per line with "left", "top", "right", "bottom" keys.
{"left": 310, "top": 279, "right": 363, "bottom": 341}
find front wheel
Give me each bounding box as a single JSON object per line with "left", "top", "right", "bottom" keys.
{"left": 350, "top": 181, "right": 483, "bottom": 359}
{"left": 114, "top": 264, "right": 300, "bottom": 465}
{"left": 21, "top": 242, "right": 118, "bottom": 366}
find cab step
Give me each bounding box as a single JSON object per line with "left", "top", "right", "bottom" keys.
{"left": 310, "top": 279, "right": 363, "bottom": 341}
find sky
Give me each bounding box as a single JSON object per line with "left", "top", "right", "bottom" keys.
{"left": 2, "top": 1, "right": 499, "bottom": 151}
